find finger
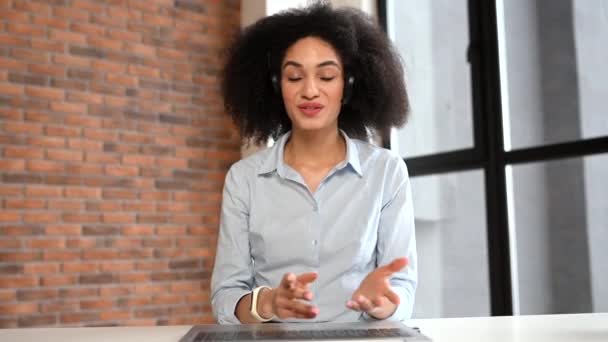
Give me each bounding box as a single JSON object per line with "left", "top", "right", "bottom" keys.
{"left": 378, "top": 257, "right": 408, "bottom": 276}
{"left": 356, "top": 295, "right": 374, "bottom": 312}
{"left": 290, "top": 302, "right": 319, "bottom": 318}
{"left": 384, "top": 288, "right": 401, "bottom": 305}
{"left": 292, "top": 306, "right": 319, "bottom": 319}
{"left": 281, "top": 273, "right": 297, "bottom": 290}
{"left": 296, "top": 272, "right": 318, "bottom": 286}
{"left": 346, "top": 300, "right": 361, "bottom": 312}
{"left": 285, "top": 287, "right": 313, "bottom": 301}
{"left": 372, "top": 296, "right": 384, "bottom": 307}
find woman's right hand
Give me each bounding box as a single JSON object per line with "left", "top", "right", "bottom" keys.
{"left": 262, "top": 272, "right": 319, "bottom": 320}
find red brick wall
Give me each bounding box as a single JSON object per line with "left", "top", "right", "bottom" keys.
{"left": 0, "top": 0, "right": 241, "bottom": 327}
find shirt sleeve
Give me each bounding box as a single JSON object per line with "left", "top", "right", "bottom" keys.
{"left": 369, "top": 156, "right": 418, "bottom": 321}
{"left": 211, "top": 165, "right": 254, "bottom": 324}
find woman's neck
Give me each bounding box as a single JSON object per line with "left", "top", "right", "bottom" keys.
{"left": 284, "top": 128, "right": 346, "bottom": 169}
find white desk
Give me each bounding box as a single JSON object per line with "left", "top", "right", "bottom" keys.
{"left": 0, "top": 313, "right": 606, "bottom": 342}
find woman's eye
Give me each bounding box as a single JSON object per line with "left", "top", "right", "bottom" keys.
{"left": 320, "top": 77, "right": 336, "bottom": 82}
{"left": 287, "top": 77, "right": 302, "bottom": 82}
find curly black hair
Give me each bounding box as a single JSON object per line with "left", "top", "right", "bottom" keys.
{"left": 222, "top": 1, "right": 409, "bottom": 144}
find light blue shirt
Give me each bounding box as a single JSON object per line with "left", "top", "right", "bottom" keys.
{"left": 211, "top": 131, "right": 417, "bottom": 324}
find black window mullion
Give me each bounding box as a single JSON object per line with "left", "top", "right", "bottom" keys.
{"left": 469, "top": 0, "right": 513, "bottom": 316}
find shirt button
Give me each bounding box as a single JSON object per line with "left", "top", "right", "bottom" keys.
{"left": 312, "top": 240, "right": 317, "bottom": 246}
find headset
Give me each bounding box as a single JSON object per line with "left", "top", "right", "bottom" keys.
{"left": 271, "top": 73, "right": 355, "bottom": 105}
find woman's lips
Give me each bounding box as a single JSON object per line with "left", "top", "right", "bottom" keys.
{"left": 298, "top": 103, "right": 324, "bottom": 116}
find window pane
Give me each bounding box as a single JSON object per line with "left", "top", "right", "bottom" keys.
{"left": 509, "top": 154, "right": 608, "bottom": 314}
{"left": 498, "top": 0, "right": 608, "bottom": 150}
{"left": 411, "top": 169, "right": 490, "bottom": 318}
{"left": 388, "top": 0, "right": 474, "bottom": 158}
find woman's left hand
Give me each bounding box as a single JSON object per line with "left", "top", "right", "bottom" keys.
{"left": 346, "top": 257, "right": 408, "bottom": 319}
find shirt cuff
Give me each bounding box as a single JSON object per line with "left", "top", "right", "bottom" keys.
{"left": 214, "top": 288, "right": 250, "bottom": 324}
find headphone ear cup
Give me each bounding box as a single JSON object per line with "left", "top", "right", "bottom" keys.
{"left": 342, "top": 75, "right": 355, "bottom": 105}
{"left": 271, "top": 74, "right": 280, "bottom": 94}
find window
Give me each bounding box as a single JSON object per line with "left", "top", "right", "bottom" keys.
{"left": 381, "top": 0, "right": 608, "bottom": 317}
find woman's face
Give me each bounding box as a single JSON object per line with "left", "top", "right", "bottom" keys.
{"left": 280, "top": 36, "right": 345, "bottom": 134}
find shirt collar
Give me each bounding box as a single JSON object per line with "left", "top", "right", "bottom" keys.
{"left": 257, "top": 130, "right": 363, "bottom": 177}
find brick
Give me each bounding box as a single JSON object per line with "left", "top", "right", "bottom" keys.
{"left": 106, "top": 73, "right": 137, "bottom": 87}
{"left": 66, "top": 238, "right": 97, "bottom": 248}
{"left": 31, "top": 39, "right": 65, "bottom": 53}
{"left": 82, "top": 249, "right": 117, "bottom": 260}
{"left": 32, "top": 15, "right": 69, "bottom": 30}
{"left": 64, "top": 186, "right": 100, "bottom": 199}
{"left": 120, "top": 225, "right": 153, "bottom": 236}
{"left": 3, "top": 121, "right": 43, "bottom": 134}
{"left": 23, "top": 212, "right": 59, "bottom": 224}
{"left": 14, "top": 0, "right": 51, "bottom": 14}
{"left": 81, "top": 299, "right": 113, "bottom": 310}
{"left": 17, "top": 289, "right": 58, "bottom": 301}
{"left": 47, "top": 149, "right": 83, "bottom": 162}
{"left": 53, "top": 54, "right": 91, "bottom": 68}
{"left": 46, "top": 125, "right": 81, "bottom": 137}
{"left": 0, "top": 276, "right": 38, "bottom": 289}
{"left": 0, "top": 83, "right": 24, "bottom": 96}
{"left": 92, "top": 60, "right": 125, "bottom": 73}
{"left": 69, "top": 45, "right": 104, "bottom": 59}
{"left": 100, "top": 311, "right": 131, "bottom": 321}
{"left": 79, "top": 273, "right": 116, "bottom": 285}
{"left": 105, "top": 165, "right": 139, "bottom": 177}
{"left": 4, "top": 146, "right": 44, "bottom": 159}
{"left": 50, "top": 78, "right": 87, "bottom": 91}
{"left": 0, "top": 159, "right": 25, "bottom": 171}
{"left": 25, "top": 86, "right": 65, "bottom": 100}
{"left": 109, "top": 237, "right": 141, "bottom": 248}
{"left": 63, "top": 213, "right": 101, "bottom": 223}
{"left": 26, "top": 160, "right": 65, "bottom": 173}
{"left": 41, "top": 300, "right": 79, "bottom": 314}
{"left": 0, "top": 185, "right": 23, "bottom": 196}
{"left": 0, "top": 8, "right": 30, "bottom": 21}
{"left": 50, "top": 29, "right": 86, "bottom": 45}
{"left": 45, "top": 225, "right": 81, "bottom": 235}
{"left": 41, "top": 275, "right": 77, "bottom": 287}
{"left": 0, "top": 211, "right": 20, "bottom": 222}
{"left": 71, "top": 22, "right": 105, "bottom": 36}
{"left": 0, "top": 290, "right": 16, "bottom": 302}
{"left": 84, "top": 128, "right": 116, "bottom": 141}
{"left": 44, "top": 250, "right": 80, "bottom": 261}
{"left": 127, "top": 64, "right": 159, "bottom": 78}
{"left": 0, "top": 34, "right": 29, "bottom": 47}
{"left": 66, "top": 91, "right": 103, "bottom": 104}
{"left": 50, "top": 102, "right": 87, "bottom": 114}
{"left": 0, "top": 225, "right": 42, "bottom": 236}
{"left": 10, "top": 48, "right": 49, "bottom": 63}
{"left": 5, "top": 199, "right": 45, "bottom": 209}
{"left": 27, "top": 136, "right": 65, "bottom": 148}
{"left": 17, "top": 315, "right": 57, "bottom": 327}
{"left": 24, "top": 111, "right": 60, "bottom": 123}
{"left": 86, "top": 201, "right": 122, "bottom": 211}
{"left": 88, "top": 35, "right": 123, "bottom": 51}
{"left": 26, "top": 185, "right": 62, "bottom": 197}
{"left": 61, "top": 263, "right": 96, "bottom": 274}
{"left": 27, "top": 238, "right": 65, "bottom": 249}
{"left": 100, "top": 262, "right": 134, "bottom": 272}
{"left": 60, "top": 312, "right": 99, "bottom": 324}
{"left": 103, "top": 213, "right": 135, "bottom": 224}
{"left": 0, "top": 303, "right": 39, "bottom": 315}
{"left": 7, "top": 22, "right": 46, "bottom": 37}
{"left": 48, "top": 200, "right": 83, "bottom": 211}
{"left": 82, "top": 225, "right": 118, "bottom": 235}
{"left": 2, "top": 173, "right": 42, "bottom": 184}
{"left": 53, "top": 7, "right": 89, "bottom": 22}
{"left": 108, "top": 29, "right": 140, "bottom": 43}
{"left": 59, "top": 288, "right": 98, "bottom": 298}
{"left": 157, "top": 157, "right": 188, "bottom": 169}
{"left": 23, "top": 263, "right": 60, "bottom": 274}
{"left": 123, "top": 201, "right": 155, "bottom": 212}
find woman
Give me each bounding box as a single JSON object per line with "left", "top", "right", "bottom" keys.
{"left": 211, "top": 2, "right": 417, "bottom": 324}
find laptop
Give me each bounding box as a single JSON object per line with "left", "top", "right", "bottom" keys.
{"left": 180, "top": 320, "right": 432, "bottom": 341}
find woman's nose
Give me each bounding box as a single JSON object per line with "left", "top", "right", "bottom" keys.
{"left": 301, "top": 78, "right": 320, "bottom": 99}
